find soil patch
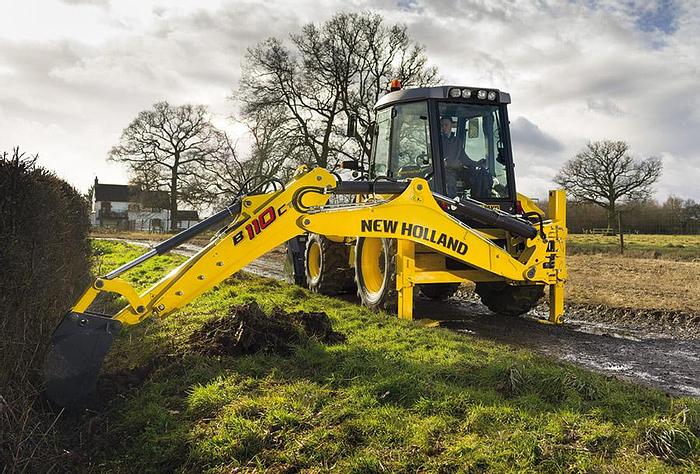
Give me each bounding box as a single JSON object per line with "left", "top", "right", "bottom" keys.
{"left": 98, "top": 360, "right": 158, "bottom": 399}
{"left": 189, "top": 302, "right": 345, "bottom": 357}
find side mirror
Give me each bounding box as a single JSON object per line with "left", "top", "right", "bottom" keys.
{"left": 341, "top": 160, "right": 361, "bottom": 170}
{"left": 346, "top": 114, "right": 357, "bottom": 138}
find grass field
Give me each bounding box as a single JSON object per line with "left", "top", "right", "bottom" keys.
{"left": 567, "top": 254, "right": 700, "bottom": 312}
{"left": 566, "top": 234, "right": 700, "bottom": 312}
{"left": 568, "top": 234, "right": 700, "bottom": 261}
{"left": 61, "top": 240, "right": 700, "bottom": 472}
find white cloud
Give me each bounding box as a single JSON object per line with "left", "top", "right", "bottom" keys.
{"left": 0, "top": 0, "right": 698, "bottom": 203}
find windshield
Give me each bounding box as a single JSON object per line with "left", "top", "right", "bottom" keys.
{"left": 438, "top": 102, "right": 510, "bottom": 200}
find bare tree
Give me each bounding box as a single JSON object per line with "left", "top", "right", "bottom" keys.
{"left": 109, "top": 102, "right": 223, "bottom": 230}
{"left": 181, "top": 106, "right": 303, "bottom": 208}
{"left": 237, "top": 12, "right": 438, "bottom": 171}
{"left": 555, "top": 140, "right": 662, "bottom": 229}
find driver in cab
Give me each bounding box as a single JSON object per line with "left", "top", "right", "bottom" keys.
{"left": 440, "top": 116, "right": 492, "bottom": 199}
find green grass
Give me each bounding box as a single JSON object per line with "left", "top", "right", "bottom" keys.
{"left": 83, "top": 241, "right": 699, "bottom": 472}
{"left": 568, "top": 234, "right": 700, "bottom": 261}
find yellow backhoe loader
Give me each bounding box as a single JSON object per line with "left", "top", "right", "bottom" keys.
{"left": 44, "top": 83, "right": 567, "bottom": 408}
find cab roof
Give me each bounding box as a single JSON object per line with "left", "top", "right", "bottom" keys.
{"left": 374, "top": 85, "right": 511, "bottom": 110}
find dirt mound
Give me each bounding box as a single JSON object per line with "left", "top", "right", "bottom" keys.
{"left": 189, "top": 302, "right": 345, "bottom": 357}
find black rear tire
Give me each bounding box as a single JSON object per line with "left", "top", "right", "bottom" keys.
{"left": 284, "top": 237, "right": 307, "bottom": 287}
{"left": 305, "top": 234, "right": 354, "bottom": 295}
{"left": 475, "top": 282, "right": 544, "bottom": 317}
{"left": 418, "top": 283, "right": 460, "bottom": 301}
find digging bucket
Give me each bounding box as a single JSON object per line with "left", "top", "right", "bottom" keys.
{"left": 42, "top": 198, "right": 243, "bottom": 408}
{"left": 44, "top": 311, "right": 121, "bottom": 408}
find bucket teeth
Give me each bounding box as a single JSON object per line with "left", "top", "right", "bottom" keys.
{"left": 44, "top": 311, "right": 121, "bottom": 409}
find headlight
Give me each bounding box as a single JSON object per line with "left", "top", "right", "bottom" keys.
{"left": 477, "top": 90, "right": 487, "bottom": 99}
{"left": 487, "top": 91, "right": 497, "bottom": 100}
{"left": 448, "top": 88, "right": 462, "bottom": 98}
{"left": 461, "top": 89, "right": 472, "bottom": 98}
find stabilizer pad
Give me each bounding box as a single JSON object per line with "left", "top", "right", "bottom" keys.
{"left": 44, "top": 311, "right": 121, "bottom": 409}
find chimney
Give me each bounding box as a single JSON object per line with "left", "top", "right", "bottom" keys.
{"left": 94, "top": 176, "right": 98, "bottom": 187}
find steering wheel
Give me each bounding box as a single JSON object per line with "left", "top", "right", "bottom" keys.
{"left": 415, "top": 152, "right": 430, "bottom": 166}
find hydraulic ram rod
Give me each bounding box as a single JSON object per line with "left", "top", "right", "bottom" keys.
{"left": 333, "top": 180, "right": 537, "bottom": 239}
{"left": 431, "top": 193, "right": 538, "bottom": 240}
{"left": 103, "top": 199, "right": 243, "bottom": 279}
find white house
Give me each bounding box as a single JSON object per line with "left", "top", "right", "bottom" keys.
{"left": 91, "top": 178, "right": 200, "bottom": 231}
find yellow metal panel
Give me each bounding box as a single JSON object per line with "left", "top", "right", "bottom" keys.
{"left": 548, "top": 189, "right": 567, "bottom": 222}
{"left": 517, "top": 192, "right": 545, "bottom": 216}
{"left": 549, "top": 282, "right": 565, "bottom": 323}
{"left": 547, "top": 189, "right": 567, "bottom": 323}
{"left": 72, "top": 287, "right": 100, "bottom": 313}
{"left": 412, "top": 270, "right": 503, "bottom": 284}
{"left": 396, "top": 240, "right": 415, "bottom": 320}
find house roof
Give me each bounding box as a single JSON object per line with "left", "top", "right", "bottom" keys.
{"left": 94, "top": 183, "right": 169, "bottom": 208}
{"left": 175, "top": 210, "right": 199, "bottom": 221}
{"left": 94, "top": 183, "right": 129, "bottom": 202}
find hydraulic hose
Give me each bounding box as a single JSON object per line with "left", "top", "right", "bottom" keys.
{"left": 333, "top": 180, "right": 410, "bottom": 195}
{"left": 332, "top": 180, "right": 537, "bottom": 240}
{"left": 103, "top": 199, "right": 243, "bottom": 279}
{"left": 432, "top": 193, "right": 537, "bottom": 240}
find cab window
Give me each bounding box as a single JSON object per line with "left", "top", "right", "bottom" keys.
{"left": 389, "top": 101, "right": 432, "bottom": 179}
{"left": 371, "top": 107, "right": 391, "bottom": 176}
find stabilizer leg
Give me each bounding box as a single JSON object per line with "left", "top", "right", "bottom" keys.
{"left": 397, "top": 240, "right": 415, "bottom": 320}
{"left": 548, "top": 189, "right": 567, "bottom": 324}
{"left": 549, "top": 282, "right": 564, "bottom": 323}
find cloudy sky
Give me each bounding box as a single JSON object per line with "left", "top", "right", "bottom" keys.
{"left": 1, "top": 0, "right": 698, "bottom": 201}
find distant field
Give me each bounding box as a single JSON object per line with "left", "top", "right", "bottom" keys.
{"left": 568, "top": 234, "right": 700, "bottom": 261}
{"left": 567, "top": 254, "right": 700, "bottom": 312}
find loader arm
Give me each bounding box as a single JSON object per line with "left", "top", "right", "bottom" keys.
{"left": 90, "top": 168, "right": 336, "bottom": 325}
{"left": 45, "top": 167, "right": 566, "bottom": 407}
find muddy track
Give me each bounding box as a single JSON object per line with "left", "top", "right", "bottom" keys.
{"left": 100, "top": 238, "right": 700, "bottom": 398}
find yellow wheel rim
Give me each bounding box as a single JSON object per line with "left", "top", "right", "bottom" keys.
{"left": 360, "top": 238, "right": 385, "bottom": 295}
{"left": 307, "top": 240, "right": 321, "bottom": 280}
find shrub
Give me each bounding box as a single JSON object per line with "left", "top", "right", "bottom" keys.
{"left": 0, "top": 148, "right": 91, "bottom": 471}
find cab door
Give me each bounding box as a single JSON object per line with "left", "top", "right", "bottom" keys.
{"left": 371, "top": 101, "right": 434, "bottom": 184}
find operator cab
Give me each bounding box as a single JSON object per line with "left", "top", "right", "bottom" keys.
{"left": 369, "top": 85, "right": 516, "bottom": 213}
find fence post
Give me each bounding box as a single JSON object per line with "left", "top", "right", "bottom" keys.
{"left": 618, "top": 211, "right": 624, "bottom": 255}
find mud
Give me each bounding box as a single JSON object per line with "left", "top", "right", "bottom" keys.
{"left": 103, "top": 238, "right": 700, "bottom": 398}
{"left": 563, "top": 303, "right": 700, "bottom": 341}
{"left": 98, "top": 360, "right": 157, "bottom": 400}
{"left": 189, "top": 302, "right": 344, "bottom": 357}
{"left": 428, "top": 297, "right": 700, "bottom": 398}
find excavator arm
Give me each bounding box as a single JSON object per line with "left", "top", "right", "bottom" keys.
{"left": 45, "top": 167, "right": 566, "bottom": 407}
